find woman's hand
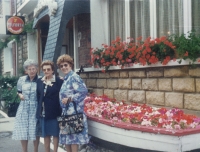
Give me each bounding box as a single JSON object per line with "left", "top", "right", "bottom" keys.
{"left": 18, "top": 93, "right": 24, "bottom": 100}
{"left": 62, "top": 98, "right": 69, "bottom": 104}
{"left": 62, "top": 97, "right": 71, "bottom": 104}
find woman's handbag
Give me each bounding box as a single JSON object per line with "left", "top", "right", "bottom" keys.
{"left": 57, "top": 101, "right": 84, "bottom": 135}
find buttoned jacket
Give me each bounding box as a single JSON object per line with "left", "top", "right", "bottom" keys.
{"left": 36, "top": 76, "right": 63, "bottom": 119}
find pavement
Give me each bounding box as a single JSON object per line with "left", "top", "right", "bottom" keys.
{"left": 1, "top": 110, "right": 200, "bottom": 152}
{"left": 0, "top": 110, "right": 65, "bottom": 152}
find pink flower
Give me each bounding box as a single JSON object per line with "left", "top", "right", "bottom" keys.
{"left": 174, "top": 125, "right": 181, "bottom": 129}
{"left": 84, "top": 94, "right": 200, "bottom": 130}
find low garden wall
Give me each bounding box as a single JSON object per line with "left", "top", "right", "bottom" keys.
{"left": 80, "top": 65, "right": 200, "bottom": 116}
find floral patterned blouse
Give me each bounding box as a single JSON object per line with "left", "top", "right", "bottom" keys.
{"left": 59, "top": 70, "right": 89, "bottom": 145}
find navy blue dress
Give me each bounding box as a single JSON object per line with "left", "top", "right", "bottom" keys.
{"left": 36, "top": 75, "right": 63, "bottom": 137}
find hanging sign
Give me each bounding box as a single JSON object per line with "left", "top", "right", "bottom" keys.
{"left": 6, "top": 16, "right": 25, "bottom": 35}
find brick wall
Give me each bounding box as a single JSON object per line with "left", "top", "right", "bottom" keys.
{"left": 10, "top": 0, "right": 15, "bottom": 15}
{"left": 80, "top": 65, "right": 200, "bottom": 115}
{"left": 17, "top": 35, "right": 27, "bottom": 75}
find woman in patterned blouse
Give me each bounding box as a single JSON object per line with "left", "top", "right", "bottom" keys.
{"left": 12, "top": 59, "right": 40, "bottom": 152}
{"left": 57, "top": 54, "right": 89, "bottom": 152}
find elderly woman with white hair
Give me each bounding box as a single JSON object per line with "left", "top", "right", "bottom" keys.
{"left": 12, "top": 59, "right": 40, "bottom": 152}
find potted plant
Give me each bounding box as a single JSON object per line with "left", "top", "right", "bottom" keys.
{"left": 0, "top": 76, "right": 19, "bottom": 112}
{"left": 91, "top": 31, "right": 200, "bottom": 72}
{"left": 91, "top": 36, "right": 176, "bottom": 72}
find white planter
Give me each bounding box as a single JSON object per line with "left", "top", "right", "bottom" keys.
{"left": 88, "top": 118, "right": 200, "bottom": 152}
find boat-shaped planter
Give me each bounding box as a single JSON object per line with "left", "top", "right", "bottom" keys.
{"left": 87, "top": 115, "right": 200, "bottom": 152}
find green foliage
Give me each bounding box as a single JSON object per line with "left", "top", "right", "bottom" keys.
{"left": 0, "top": 35, "right": 20, "bottom": 50}
{"left": 169, "top": 30, "right": 200, "bottom": 64}
{"left": 23, "top": 20, "right": 34, "bottom": 33}
{"left": 7, "top": 35, "right": 20, "bottom": 42}
{"left": 151, "top": 42, "right": 175, "bottom": 63}
{"left": 92, "top": 48, "right": 104, "bottom": 67}
{"left": 0, "top": 40, "right": 8, "bottom": 49}
{"left": 0, "top": 76, "right": 20, "bottom": 109}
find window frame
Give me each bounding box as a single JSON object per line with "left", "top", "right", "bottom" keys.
{"left": 75, "top": 0, "right": 194, "bottom": 73}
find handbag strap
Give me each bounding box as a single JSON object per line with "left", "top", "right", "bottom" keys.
{"left": 62, "top": 101, "right": 78, "bottom": 116}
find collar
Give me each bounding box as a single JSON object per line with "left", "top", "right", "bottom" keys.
{"left": 25, "top": 75, "right": 38, "bottom": 82}
{"left": 41, "top": 74, "right": 56, "bottom": 82}
{"left": 64, "top": 70, "right": 73, "bottom": 80}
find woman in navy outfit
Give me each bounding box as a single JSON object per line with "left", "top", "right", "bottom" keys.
{"left": 36, "top": 60, "right": 63, "bottom": 152}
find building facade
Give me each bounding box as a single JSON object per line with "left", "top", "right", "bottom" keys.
{"left": 0, "top": 0, "right": 15, "bottom": 75}
{"left": 0, "top": 0, "right": 200, "bottom": 114}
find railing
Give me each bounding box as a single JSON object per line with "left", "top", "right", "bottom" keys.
{"left": 76, "top": 65, "right": 84, "bottom": 75}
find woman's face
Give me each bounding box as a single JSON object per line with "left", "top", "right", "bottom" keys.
{"left": 42, "top": 65, "right": 54, "bottom": 78}
{"left": 59, "top": 62, "right": 72, "bottom": 75}
{"left": 26, "top": 65, "right": 37, "bottom": 78}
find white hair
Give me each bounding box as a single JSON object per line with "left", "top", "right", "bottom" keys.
{"left": 23, "top": 59, "right": 38, "bottom": 70}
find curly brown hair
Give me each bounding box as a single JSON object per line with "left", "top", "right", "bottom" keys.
{"left": 41, "top": 60, "right": 55, "bottom": 70}
{"left": 57, "top": 54, "right": 74, "bottom": 68}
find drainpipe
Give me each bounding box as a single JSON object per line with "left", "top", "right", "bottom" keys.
{"left": 7, "top": 39, "right": 16, "bottom": 76}
{"left": 20, "top": 35, "right": 23, "bottom": 64}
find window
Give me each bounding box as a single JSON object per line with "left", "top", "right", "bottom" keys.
{"left": 192, "top": 0, "right": 200, "bottom": 34}
{"left": 88, "top": 0, "right": 200, "bottom": 72}
{"left": 130, "top": 0, "right": 150, "bottom": 40}
{"left": 109, "top": 0, "right": 125, "bottom": 41}
{"left": 108, "top": 0, "right": 185, "bottom": 41}
{"left": 156, "top": 0, "right": 183, "bottom": 37}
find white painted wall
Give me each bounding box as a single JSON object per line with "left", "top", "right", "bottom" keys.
{"left": 91, "top": 0, "right": 109, "bottom": 48}
{"left": 3, "top": 46, "right": 13, "bottom": 75}
{"left": 0, "top": 0, "right": 11, "bottom": 36}
{"left": 88, "top": 120, "right": 200, "bottom": 152}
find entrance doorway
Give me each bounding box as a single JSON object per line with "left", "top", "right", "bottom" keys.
{"left": 35, "top": 15, "right": 49, "bottom": 72}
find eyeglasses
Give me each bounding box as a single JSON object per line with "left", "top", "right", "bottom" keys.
{"left": 59, "top": 64, "right": 69, "bottom": 68}
{"left": 42, "top": 68, "right": 51, "bottom": 72}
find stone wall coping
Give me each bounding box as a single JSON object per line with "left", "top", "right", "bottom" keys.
{"left": 79, "top": 58, "right": 200, "bottom": 72}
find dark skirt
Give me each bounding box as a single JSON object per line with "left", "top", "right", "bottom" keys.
{"left": 36, "top": 118, "right": 59, "bottom": 137}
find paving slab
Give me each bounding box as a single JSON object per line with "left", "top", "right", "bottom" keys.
{"left": 0, "top": 111, "right": 64, "bottom": 152}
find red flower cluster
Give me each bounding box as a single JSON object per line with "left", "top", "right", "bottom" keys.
{"left": 84, "top": 94, "right": 200, "bottom": 130}
{"left": 91, "top": 36, "right": 177, "bottom": 71}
